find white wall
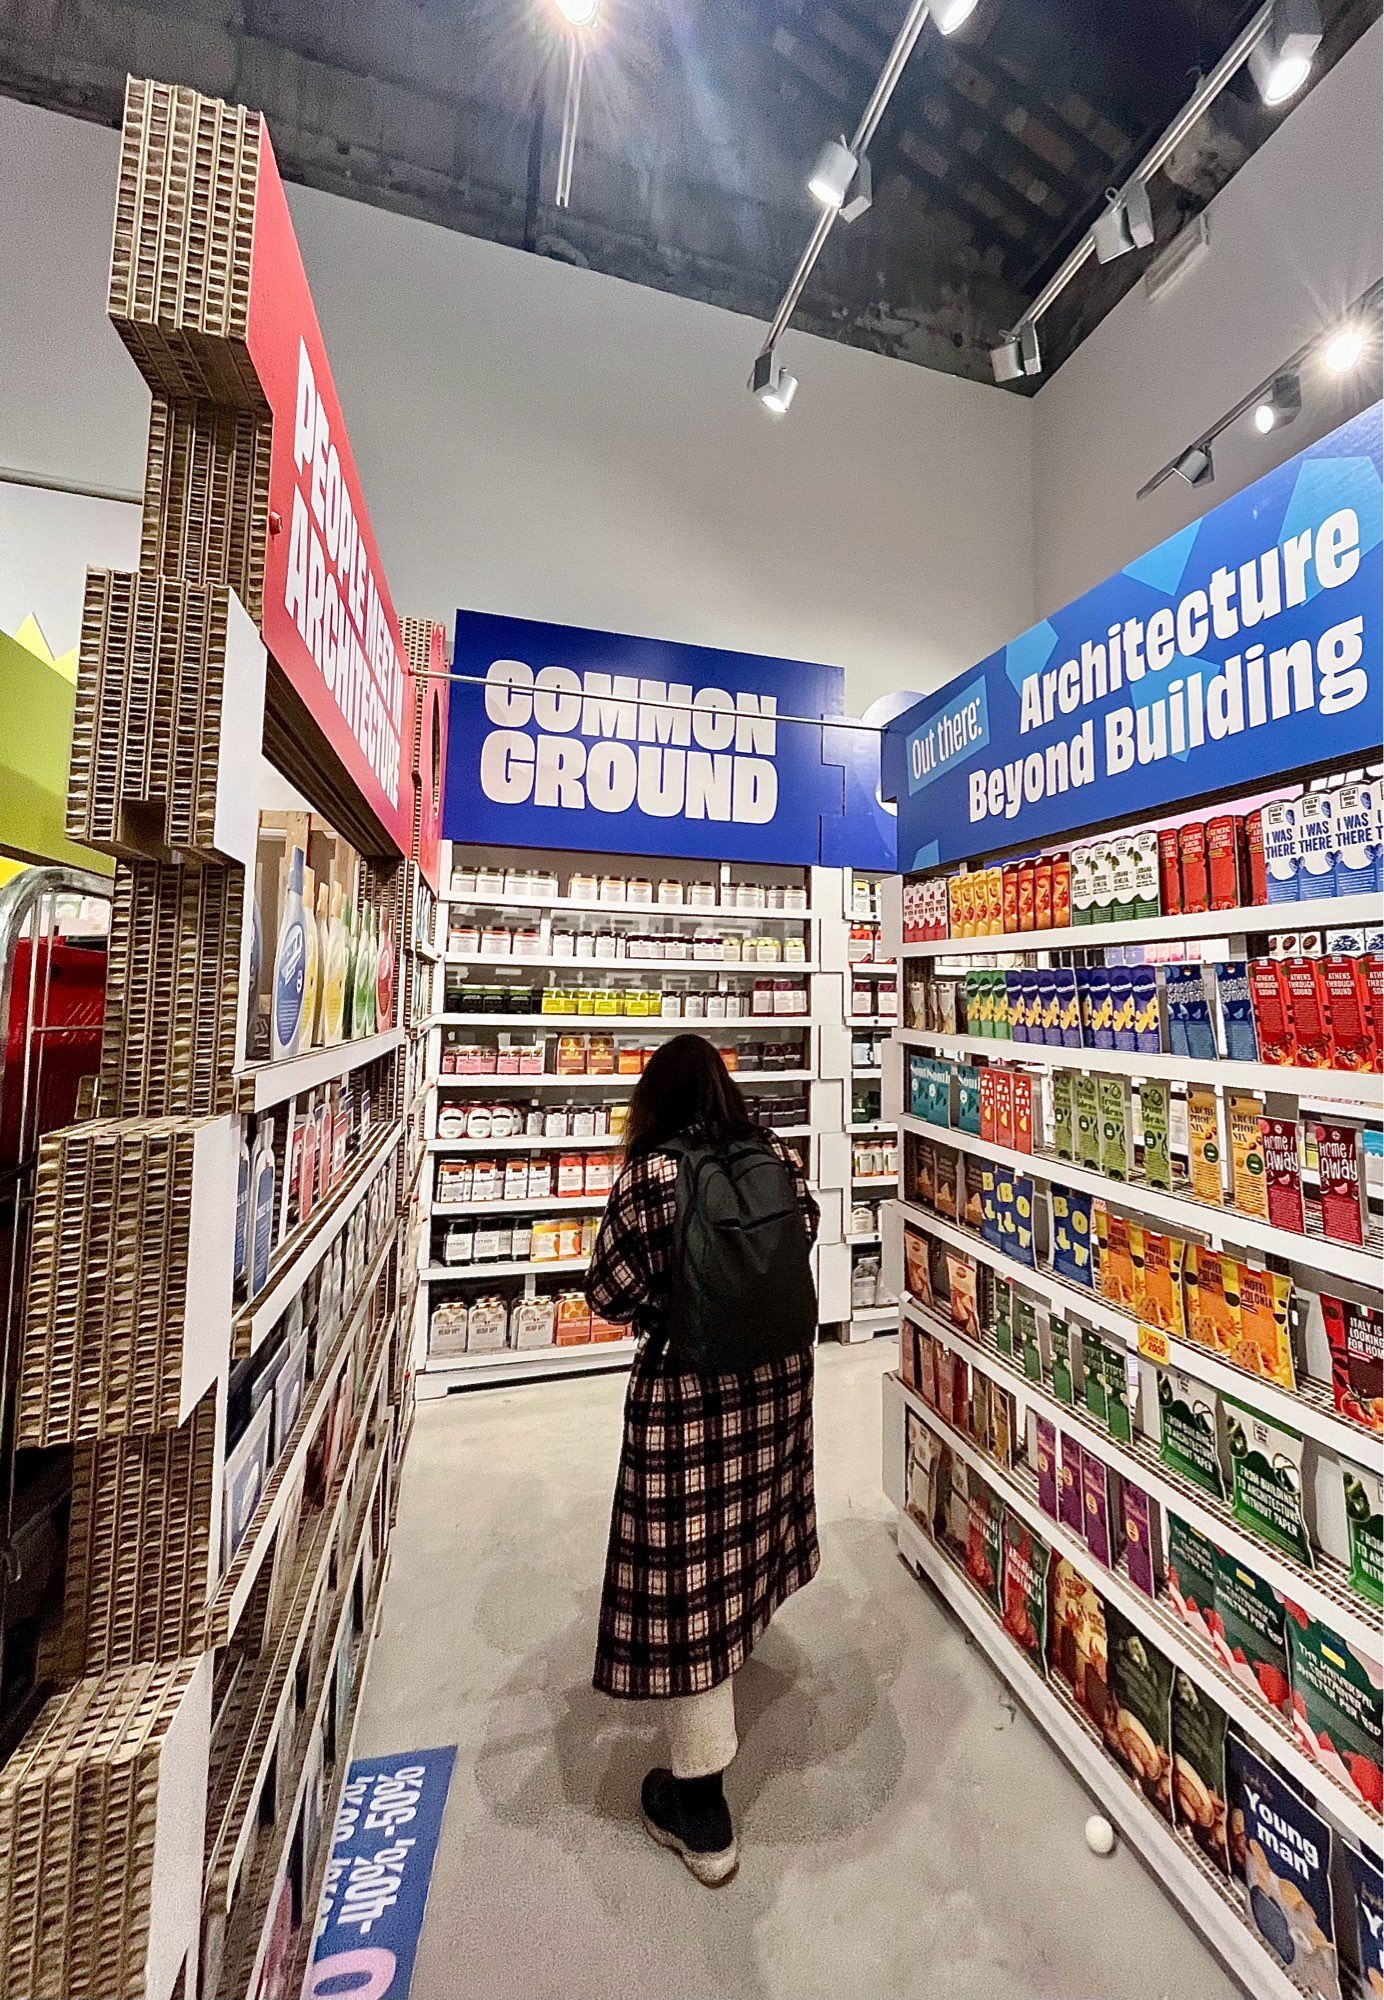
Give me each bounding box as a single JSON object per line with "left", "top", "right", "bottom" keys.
{"left": 0, "top": 94, "right": 1033, "bottom": 718}
{"left": 1031, "top": 18, "right": 1384, "bottom": 618}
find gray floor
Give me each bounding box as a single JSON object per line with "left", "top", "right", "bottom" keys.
{"left": 357, "top": 1341, "right": 1239, "bottom": 2000}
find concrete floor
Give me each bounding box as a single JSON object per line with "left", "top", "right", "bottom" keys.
{"left": 357, "top": 1342, "right": 1240, "bottom": 2000}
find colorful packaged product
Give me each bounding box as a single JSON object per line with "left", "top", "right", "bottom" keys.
{"left": 1343, "top": 1463, "right": 1383, "bottom": 1606}
{"left": 904, "top": 1412, "right": 947, "bottom": 1536}
{"left": 1051, "top": 1187, "right": 1095, "bottom": 1290}
{"left": 1074, "top": 1074, "right": 1101, "bottom": 1171}
{"left": 1283, "top": 1605, "right": 1384, "bottom": 1814}
{"left": 989, "top": 1384, "right": 1016, "bottom": 1469}
{"left": 1010, "top": 1174, "right": 1036, "bottom": 1267}
{"left": 1167, "top": 1514, "right": 1219, "bottom": 1641}
{"left": 1051, "top": 1070, "right": 1075, "bottom": 1162}
{"left": 1244, "top": 807, "right": 1267, "bottom": 904}
{"left": 955, "top": 1064, "right": 981, "bottom": 1135}
{"left": 1048, "top": 1316, "right": 1076, "bottom": 1405}
{"left": 1122, "top": 1482, "right": 1163, "bottom": 1599}
{"left": 1081, "top": 1445, "right": 1118, "bottom": 1569}
{"left": 993, "top": 1069, "right": 1015, "bottom": 1150}
{"left": 1344, "top": 1844, "right": 1384, "bottom": 2000}
{"left": 1259, "top": 1116, "right": 1306, "bottom": 1233}
{"left": 1229, "top": 1262, "right": 1294, "bottom": 1389}
{"left": 1157, "top": 827, "right": 1182, "bottom": 915}
{"left": 1138, "top": 1079, "right": 1172, "bottom": 1189}
{"left": 945, "top": 1250, "right": 980, "bottom": 1335}
{"left": 1100, "top": 1208, "right": 1136, "bottom": 1310}
{"left": 1313, "top": 1121, "right": 1367, "bottom": 1244}
{"left": 1000, "top": 1514, "right": 1050, "bottom": 1662}
{"left": 1128, "top": 965, "right": 1161, "bottom": 1053}
{"left": 1098, "top": 1075, "right": 1132, "bottom": 1181}
{"left": 1186, "top": 1086, "right": 1224, "bottom": 1205}
{"left": 1179, "top": 821, "right": 1210, "bottom": 914}
{"left": 1297, "top": 790, "right": 1337, "bottom": 902}
{"left": 969, "top": 1371, "right": 992, "bottom": 1449}
{"left": 1319, "top": 956, "right": 1372, "bottom": 1071}
{"left": 1139, "top": 1230, "right": 1184, "bottom": 1338}
{"left": 1035, "top": 1414, "right": 1059, "bottom": 1522}
{"left": 1011, "top": 1072, "right": 1034, "bottom": 1154}
{"left": 1034, "top": 858, "right": 1054, "bottom": 932}
{"left": 964, "top": 1478, "right": 1006, "bottom": 1611}
{"left": 1225, "top": 1399, "right": 1313, "bottom": 1567}
{"left": 1157, "top": 1369, "right": 1225, "bottom": 1498}
{"left": 1059, "top": 1432, "right": 1085, "bottom": 1535}
{"left": 1227, "top": 1736, "right": 1340, "bottom": 1996}
{"left": 1052, "top": 855, "right": 1072, "bottom": 928}
{"left": 1206, "top": 815, "right": 1244, "bottom": 911}
{"left": 1248, "top": 958, "right": 1297, "bottom": 1064}
{"left": 1102, "top": 1604, "right": 1174, "bottom": 1821}
{"left": 1226, "top": 1094, "right": 1268, "bottom": 1218}
{"left": 1321, "top": 1293, "right": 1383, "bottom": 1433}
{"left": 1048, "top": 1556, "right": 1109, "bottom": 1724}
{"left": 1053, "top": 966, "right": 1083, "bottom": 1048}
{"left": 1165, "top": 964, "right": 1217, "bottom": 1061}
{"left": 1170, "top": 1670, "right": 1230, "bottom": 1876}
{"left": 1282, "top": 957, "right": 1333, "bottom": 1068}
{"left": 1187, "top": 1245, "right": 1237, "bottom": 1356}
{"left": 1214, "top": 961, "right": 1259, "bottom": 1062}
{"left": 1262, "top": 799, "right": 1302, "bottom": 904}
{"left": 1211, "top": 1548, "right": 1291, "bottom": 1713}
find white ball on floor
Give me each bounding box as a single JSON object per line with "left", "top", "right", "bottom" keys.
{"left": 1084, "top": 1814, "right": 1116, "bottom": 1856}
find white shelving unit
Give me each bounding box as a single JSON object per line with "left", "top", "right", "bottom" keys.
{"left": 418, "top": 842, "right": 833, "bottom": 1388}
{"left": 881, "top": 769, "right": 1384, "bottom": 1995}
{"left": 824, "top": 868, "right": 901, "bottom": 1342}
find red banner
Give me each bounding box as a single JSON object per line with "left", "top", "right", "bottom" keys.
{"left": 247, "top": 128, "right": 413, "bottom": 856}
{"left": 413, "top": 622, "right": 448, "bottom": 895}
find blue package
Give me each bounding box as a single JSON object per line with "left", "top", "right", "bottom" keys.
{"left": 980, "top": 1162, "right": 1000, "bottom": 1248}
{"left": 1052, "top": 967, "right": 1082, "bottom": 1048}
{"left": 1127, "top": 965, "right": 1162, "bottom": 1053}
{"left": 1051, "top": 1188, "right": 1094, "bottom": 1289}
{"left": 1109, "top": 966, "right": 1136, "bottom": 1050}
{"left": 955, "top": 1064, "right": 981, "bottom": 1136}
{"left": 1332, "top": 782, "right": 1381, "bottom": 896}
{"left": 1076, "top": 967, "right": 1099, "bottom": 1046}
{"left": 1037, "top": 970, "right": 1061, "bottom": 1046}
{"left": 1010, "top": 1173, "right": 1037, "bottom": 1268}
{"left": 1005, "top": 970, "right": 1028, "bottom": 1044}
{"left": 1164, "top": 963, "right": 1217, "bottom": 1061}
{"left": 1087, "top": 967, "right": 1115, "bottom": 1049}
{"left": 1213, "top": 961, "right": 1259, "bottom": 1062}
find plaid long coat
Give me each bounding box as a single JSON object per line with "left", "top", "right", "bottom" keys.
{"left": 587, "top": 1132, "right": 821, "bottom": 1700}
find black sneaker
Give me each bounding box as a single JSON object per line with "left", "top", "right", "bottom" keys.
{"left": 641, "top": 1768, "right": 739, "bottom": 1886}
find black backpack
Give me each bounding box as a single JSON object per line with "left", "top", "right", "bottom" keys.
{"left": 662, "top": 1136, "right": 817, "bottom": 1372}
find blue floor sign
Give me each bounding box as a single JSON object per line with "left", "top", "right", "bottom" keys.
{"left": 307, "top": 1746, "right": 457, "bottom": 2000}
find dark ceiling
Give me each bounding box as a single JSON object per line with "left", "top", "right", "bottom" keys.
{"left": 1, "top": 0, "right": 1377, "bottom": 384}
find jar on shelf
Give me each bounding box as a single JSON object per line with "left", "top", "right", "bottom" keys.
{"left": 437, "top": 1104, "right": 466, "bottom": 1140}
{"left": 570, "top": 872, "right": 599, "bottom": 904}
{"left": 532, "top": 870, "right": 559, "bottom": 899}
{"left": 661, "top": 982, "right": 684, "bottom": 1020}
{"left": 721, "top": 933, "right": 743, "bottom": 963}
{"left": 587, "top": 1036, "right": 616, "bottom": 1076}
{"left": 608, "top": 1103, "right": 628, "bottom": 1138}
{"left": 571, "top": 1101, "right": 597, "bottom": 1139}
{"left": 684, "top": 989, "right": 707, "bottom": 1021}
{"left": 480, "top": 926, "right": 510, "bottom": 958}
{"left": 449, "top": 921, "right": 480, "bottom": 957}
{"left": 585, "top": 1152, "right": 614, "bottom": 1195}
{"left": 505, "top": 867, "right": 533, "bottom": 898}
{"left": 706, "top": 990, "right": 728, "bottom": 1022}
{"left": 617, "top": 1044, "right": 645, "bottom": 1075}
{"left": 591, "top": 1104, "right": 610, "bottom": 1136}
{"left": 723, "top": 988, "right": 747, "bottom": 1020}
{"left": 524, "top": 1104, "right": 545, "bottom": 1136}
{"left": 510, "top": 1220, "right": 533, "bottom": 1260}
{"left": 783, "top": 937, "right": 806, "bottom": 965}
{"left": 544, "top": 1102, "right": 570, "bottom": 1138}
{"left": 473, "top": 1222, "right": 508, "bottom": 1261}
{"left": 688, "top": 880, "right": 716, "bottom": 909}
{"left": 503, "top": 1156, "right": 530, "bottom": 1202}
{"left": 783, "top": 884, "right": 809, "bottom": 914}
{"left": 477, "top": 865, "right": 506, "bottom": 898}
{"left": 551, "top": 928, "right": 576, "bottom": 960}
{"left": 692, "top": 932, "right": 721, "bottom": 963}
{"left": 573, "top": 930, "right": 596, "bottom": 961}
{"left": 513, "top": 927, "right": 543, "bottom": 959}
{"left": 627, "top": 878, "right": 653, "bottom": 907}
{"left": 657, "top": 879, "right": 684, "bottom": 907}
{"left": 452, "top": 865, "right": 479, "bottom": 899}
{"left": 751, "top": 978, "right": 775, "bottom": 1017}
{"left": 437, "top": 1159, "right": 472, "bottom": 1203}
{"left": 599, "top": 874, "right": 626, "bottom": 905}
{"left": 442, "top": 1221, "right": 474, "bottom": 1265}
{"left": 557, "top": 1151, "right": 586, "bottom": 1197}
{"left": 527, "top": 1155, "right": 553, "bottom": 1197}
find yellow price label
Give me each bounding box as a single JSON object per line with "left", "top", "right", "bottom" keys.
{"left": 1137, "top": 1323, "right": 1170, "bottom": 1365}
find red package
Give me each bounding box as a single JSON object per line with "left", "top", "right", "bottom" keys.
{"left": 1320, "top": 1294, "right": 1383, "bottom": 1433}
{"left": 1051, "top": 857, "right": 1071, "bottom": 929}
{"left": 993, "top": 1069, "right": 1015, "bottom": 1151}
{"left": 1319, "top": 957, "right": 1372, "bottom": 1071}
{"left": 1243, "top": 809, "right": 1267, "bottom": 905}
{"left": 1259, "top": 1118, "right": 1306, "bottom": 1233}
{"left": 1179, "top": 821, "right": 1209, "bottom": 913}
{"left": 1364, "top": 953, "right": 1384, "bottom": 1069}
{"left": 1248, "top": 960, "right": 1296, "bottom": 1065}
{"left": 1017, "top": 862, "right": 1035, "bottom": 934}
{"left": 1206, "top": 815, "right": 1243, "bottom": 910}
{"left": 1034, "top": 860, "right": 1053, "bottom": 932}
{"left": 1001, "top": 867, "right": 1019, "bottom": 937}
{"left": 1281, "top": 958, "right": 1331, "bottom": 1069}
{"left": 1011, "top": 1074, "right": 1034, "bottom": 1154}
{"left": 979, "top": 1067, "right": 997, "bottom": 1144}
{"left": 1157, "top": 828, "right": 1182, "bottom": 915}
{"left": 1312, "top": 1122, "right": 1367, "bottom": 1244}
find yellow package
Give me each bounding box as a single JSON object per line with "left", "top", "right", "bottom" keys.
{"left": 1126, "top": 1219, "right": 1147, "bottom": 1317}
{"left": 1092, "top": 1200, "right": 1110, "bottom": 1298}
{"left": 1187, "top": 1087, "right": 1224, "bottom": 1206}
{"left": 1139, "top": 1228, "right": 1187, "bottom": 1336}
{"left": 1228, "top": 1094, "right": 1268, "bottom": 1220}
{"left": 1232, "top": 1263, "right": 1295, "bottom": 1389}
{"left": 1187, "top": 1246, "right": 1236, "bottom": 1353}
{"left": 1103, "top": 1210, "right": 1135, "bottom": 1310}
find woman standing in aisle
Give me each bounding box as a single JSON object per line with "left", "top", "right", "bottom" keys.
{"left": 586, "top": 1034, "right": 820, "bottom": 1887}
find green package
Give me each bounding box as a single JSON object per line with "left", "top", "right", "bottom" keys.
{"left": 1051, "top": 1071, "right": 1075, "bottom": 1163}
{"left": 1283, "top": 1611, "right": 1383, "bottom": 1814}
{"left": 1343, "top": 1464, "right": 1382, "bottom": 1605}
{"left": 1170, "top": 1669, "right": 1230, "bottom": 1876}
{"left": 1211, "top": 1548, "right": 1289, "bottom": 1712}
{"left": 1224, "top": 1399, "right": 1313, "bottom": 1568}
{"left": 1020, "top": 1307, "right": 1043, "bottom": 1385}
{"left": 1074, "top": 1074, "right": 1101, "bottom": 1172}
{"left": 987, "top": 970, "right": 1009, "bottom": 1040}
{"left": 964, "top": 970, "right": 985, "bottom": 1035}
{"left": 1102, "top": 1605, "right": 1174, "bottom": 1821}
{"left": 955, "top": 1064, "right": 981, "bottom": 1136}
{"left": 1081, "top": 1327, "right": 1108, "bottom": 1422}
{"left": 1167, "top": 1514, "right": 1219, "bottom": 1638}
{"left": 1157, "top": 1369, "right": 1225, "bottom": 1499}
{"left": 1138, "top": 1079, "right": 1172, "bottom": 1190}
{"left": 1098, "top": 1075, "right": 1132, "bottom": 1182}
{"left": 1048, "top": 1317, "right": 1075, "bottom": 1406}
{"left": 1103, "top": 1346, "right": 1135, "bottom": 1444}
{"left": 993, "top": 1280, "right": 1014, "bottom": 1359}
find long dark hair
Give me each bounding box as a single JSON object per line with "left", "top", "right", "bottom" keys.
{"left": 623, "top": 1034, "right": 759, "bottom": 1160}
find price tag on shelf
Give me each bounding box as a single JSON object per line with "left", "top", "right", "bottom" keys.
{"left": 1137, "top": 1323, "right": 1171, "bottom": 1366}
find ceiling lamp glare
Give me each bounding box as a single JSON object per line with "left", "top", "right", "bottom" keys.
{"left": 1093, "top": 181, "right": 1155, "bottom": 263}
{"left": 1322, "top": 323, "right": 1367, "bottom": 373}
{"left": 1172, "top": 443, "right": 1215, "bottom": 488}
{"left": 809, "top": 137, "right": 858, "bottom": 211}
{"left": 1248, "top": 0, "right": 1321, "bottom": 105}
{"left": 1252, "top": 370, "right": 1302, "bottom": 433}
{"left": 553, "top": 0, "right": 600, "bottom": 24}
{"left": 750, "top": 349, "right": 799, "bottom": 416}
{"left": 933, "top": 0, "right": 980, "bottom": 33}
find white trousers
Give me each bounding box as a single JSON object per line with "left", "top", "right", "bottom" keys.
{"left": 664, "top": 1674, "right": 738, "bottom": 1779}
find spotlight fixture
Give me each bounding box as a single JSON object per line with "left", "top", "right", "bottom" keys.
{"left": 1019, "top": 321, "right": 1042, "bottom": 376}
{"left": 1093, "top": 181, "right": 1155, "bottom": 264}
{"left": 1172, "top": 443, "right": 1215, "bottom": 488}
{"left": 1252, "top": 371, "right": 1302, "bottom": 433}
{"left": 1322, "top": 323, "right": 1366, "bottom": 373}
{"left": 809, "top": 137, "right": 858, "bottom": 211}
{"left": 1248, "top": 0, "right": 1320, "bottom": 106}
{"left": 933, "top": 0, "right": 980, "bottom": 31}
{"left": 989, "top": 335, "right": 1024, "bottom": 384}
{"left": 553, "top": 0, "right": 600, "bottom": 24}
{"left": 750, "top": 349, "right": 798, "bottom": 416}
{"left": 840, "top": 153, "right": 874, "bottom": 223}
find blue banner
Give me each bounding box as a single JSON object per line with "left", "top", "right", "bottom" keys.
{"left": 446, "top": 611, "right": 893, "bottom": 867}
{"left": 883, "top": 406, "right": 1384, "bottom": 868}
{"left": 307, "top": 1745, "right": 456, "bottom": 2000}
